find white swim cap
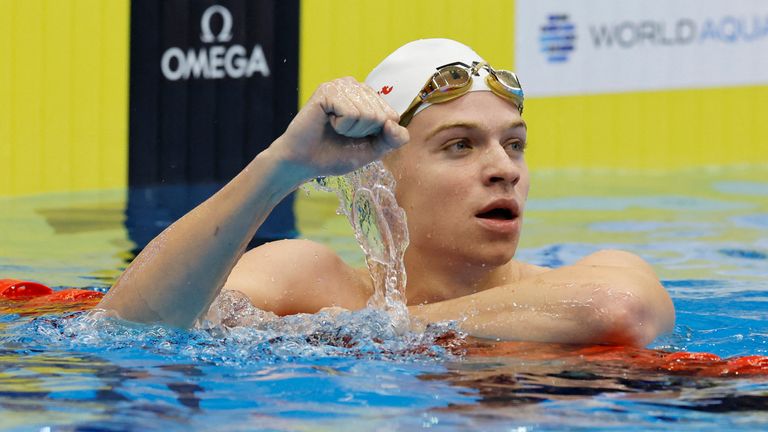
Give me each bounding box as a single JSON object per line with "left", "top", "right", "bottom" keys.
{"left": 364, "top": 38, "right": 494, "bottom": 120}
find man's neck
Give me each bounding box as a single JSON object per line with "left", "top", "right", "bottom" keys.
{"left": 403, "top": 249, "right": 521, "bottom": 305}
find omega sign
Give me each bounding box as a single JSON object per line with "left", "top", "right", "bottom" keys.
{"left": 160, "top": 5, "right": 270, "bottom": 81}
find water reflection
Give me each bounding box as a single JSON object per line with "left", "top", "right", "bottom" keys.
{"left": 126, "top": 183, "right": 297, "bottom": 254}
{"left": 421, "top": 339, "right": 768, "bottom": 422}
{"left": 0, "top": 341, "right": 206, "bottom": 429}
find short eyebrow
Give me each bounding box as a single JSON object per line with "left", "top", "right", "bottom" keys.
{"left": 425, "top": 119, "right": 527, "bottom": 141}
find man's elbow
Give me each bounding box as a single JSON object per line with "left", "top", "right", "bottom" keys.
{"left": 596, "top": 278, "right": 675, "bottom": 347}
{"left": 599, "top": 300, "right": 664, "bottom": 347}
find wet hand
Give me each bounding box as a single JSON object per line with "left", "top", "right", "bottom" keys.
{"left": 270, "top": 77, "right": 409, "bottom": 179}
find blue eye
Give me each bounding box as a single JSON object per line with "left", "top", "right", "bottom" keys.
{"left": 446, "top": 139, "right": 473, "bottom": 154}
{"left": 505, "top": 140, "right": 526, "bottom": 154}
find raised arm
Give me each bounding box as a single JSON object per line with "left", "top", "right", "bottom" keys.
{"left": 98, "top": 78, "right": 408, "bottom": 327}
{"left": 410, "top": 250, "right": 675, "bottom": 347}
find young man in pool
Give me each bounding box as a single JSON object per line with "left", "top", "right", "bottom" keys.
{"left": 99, "top": 39, "right": 675, "bottom": 346}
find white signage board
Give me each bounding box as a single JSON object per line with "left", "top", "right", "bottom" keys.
{"left": 515, "top": 0, "right": 768, "bottom": 97}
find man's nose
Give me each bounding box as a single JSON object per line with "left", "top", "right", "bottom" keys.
{"left": 482, "top": 144, "right": 521, "bottom": 187}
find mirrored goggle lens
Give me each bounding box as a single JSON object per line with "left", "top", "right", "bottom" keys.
{"left": 493, "top": 70, "right": 522, "bottom": 92}
{"left": 434, "top": 66, "right": 471, "bottom": 91}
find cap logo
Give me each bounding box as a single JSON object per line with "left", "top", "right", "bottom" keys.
{"left": 378, "top": 85, "right": 393, "bottom": 95}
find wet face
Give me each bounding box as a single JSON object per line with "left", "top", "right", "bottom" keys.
{"left": 385, "top": 92, "right": 529, "bottom": 268}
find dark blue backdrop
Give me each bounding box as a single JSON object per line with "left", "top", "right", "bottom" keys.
{"left": 127, "top": 0, "right": 300, "bottom": 251}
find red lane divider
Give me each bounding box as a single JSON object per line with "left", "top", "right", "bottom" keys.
{"left": 0, "top": 279, "right": 53, "bottom": 299}
{"left": 459, "top": 338, "right": 768, "bottom": 378}
{"left": 0, "top": 279, "right": 104, "bottom": 312}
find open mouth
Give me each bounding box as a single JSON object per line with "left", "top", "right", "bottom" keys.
{"left": 476, "top": 208, "right": 515, "bottom": 220}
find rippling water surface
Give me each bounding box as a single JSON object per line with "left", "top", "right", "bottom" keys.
{"left": 1, "top": 167, "right": 767, "bottom": 431}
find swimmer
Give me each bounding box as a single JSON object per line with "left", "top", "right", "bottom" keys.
{"left": 98, "top": 39, "right": 675, "bottom": 346}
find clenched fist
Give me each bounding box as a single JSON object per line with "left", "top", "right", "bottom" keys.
{"left": 267, "top": 77, "right": 410, "bottom": 180}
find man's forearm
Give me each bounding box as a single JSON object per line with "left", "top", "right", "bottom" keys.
{"left": 409, "top": 264, "right": 675, "bottom": 347}
{"left": 98, "top": 145, "right": 309, "bottom": 327}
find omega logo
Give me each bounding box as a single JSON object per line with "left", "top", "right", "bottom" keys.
{"left": 200, "top": 5, "right": 233, "bottom": 43}
{"left": 161, "top": 4, "right": 270, "bottom": 81}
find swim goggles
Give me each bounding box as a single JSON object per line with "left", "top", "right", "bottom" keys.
{"left": 399, "top": 61, "right": 524, "bottom": 127}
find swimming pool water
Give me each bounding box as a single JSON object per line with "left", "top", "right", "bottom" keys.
{"left": 1, "top": 166, "right": 767, "bottom": 431}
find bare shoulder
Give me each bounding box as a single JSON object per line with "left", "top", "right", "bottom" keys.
{"left": 223, "top": 239, "right": 371, "bottom": 315}
{"left": 514, "top": 249, "right": 657, "bottom": 281}
{"left": 573, "top": 249, "right": 658, "bottom": 279}
{"left": 522, "top": 249, "right": 660, "bottom": 288}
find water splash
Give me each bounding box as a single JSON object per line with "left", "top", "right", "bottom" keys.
{"left": 315, "top": 161, "right": 410, "bottom": 333}
{"left": 3, "top": 301, "right": 459, "bottom": 365}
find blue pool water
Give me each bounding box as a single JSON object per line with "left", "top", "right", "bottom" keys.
{"left": 1, "top": 167, "right": 767, "bottom": 431}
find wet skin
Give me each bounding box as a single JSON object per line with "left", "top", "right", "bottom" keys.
{"left": 99, "top": 77, "right": 674, "bottom": 346}
{"left": 384, "top": 92, "right": 533, "bottom": 304}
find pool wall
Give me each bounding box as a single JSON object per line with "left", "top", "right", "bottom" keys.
{"left": 2, "top": 0, "right": 768, "bottom": 198}
{"left": 1, "top": 0, "right": 130, "bottom": 196}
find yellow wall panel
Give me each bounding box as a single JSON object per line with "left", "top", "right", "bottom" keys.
{"left": 42, "top": 0, "right": 74, "bottom": 192}
{"left": 299, "top": 0, "right": 516, "bottom": 105}
{"left": 524, "top": 85, "right": 768, "bottom": 170}
{"left": 71, "top": 0, "right": 103, "bottom": 192}
{"left": 0, "top": 0, "right": 129, "bottom": 196}
{"left": 99, "top": 0, "right": 130, "bottom": 190}
{"left": 10, "top": 0, "right": 45, "bottom": 195}
{"left": 0, "top": 1, "right": 13, "bottom": 194}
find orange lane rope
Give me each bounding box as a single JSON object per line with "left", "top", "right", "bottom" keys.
{"left": 0, "top": 279, "right": 104, "bottom": 314}
{"left": 461, "top": 339, "right": 768, "bottom": 377}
